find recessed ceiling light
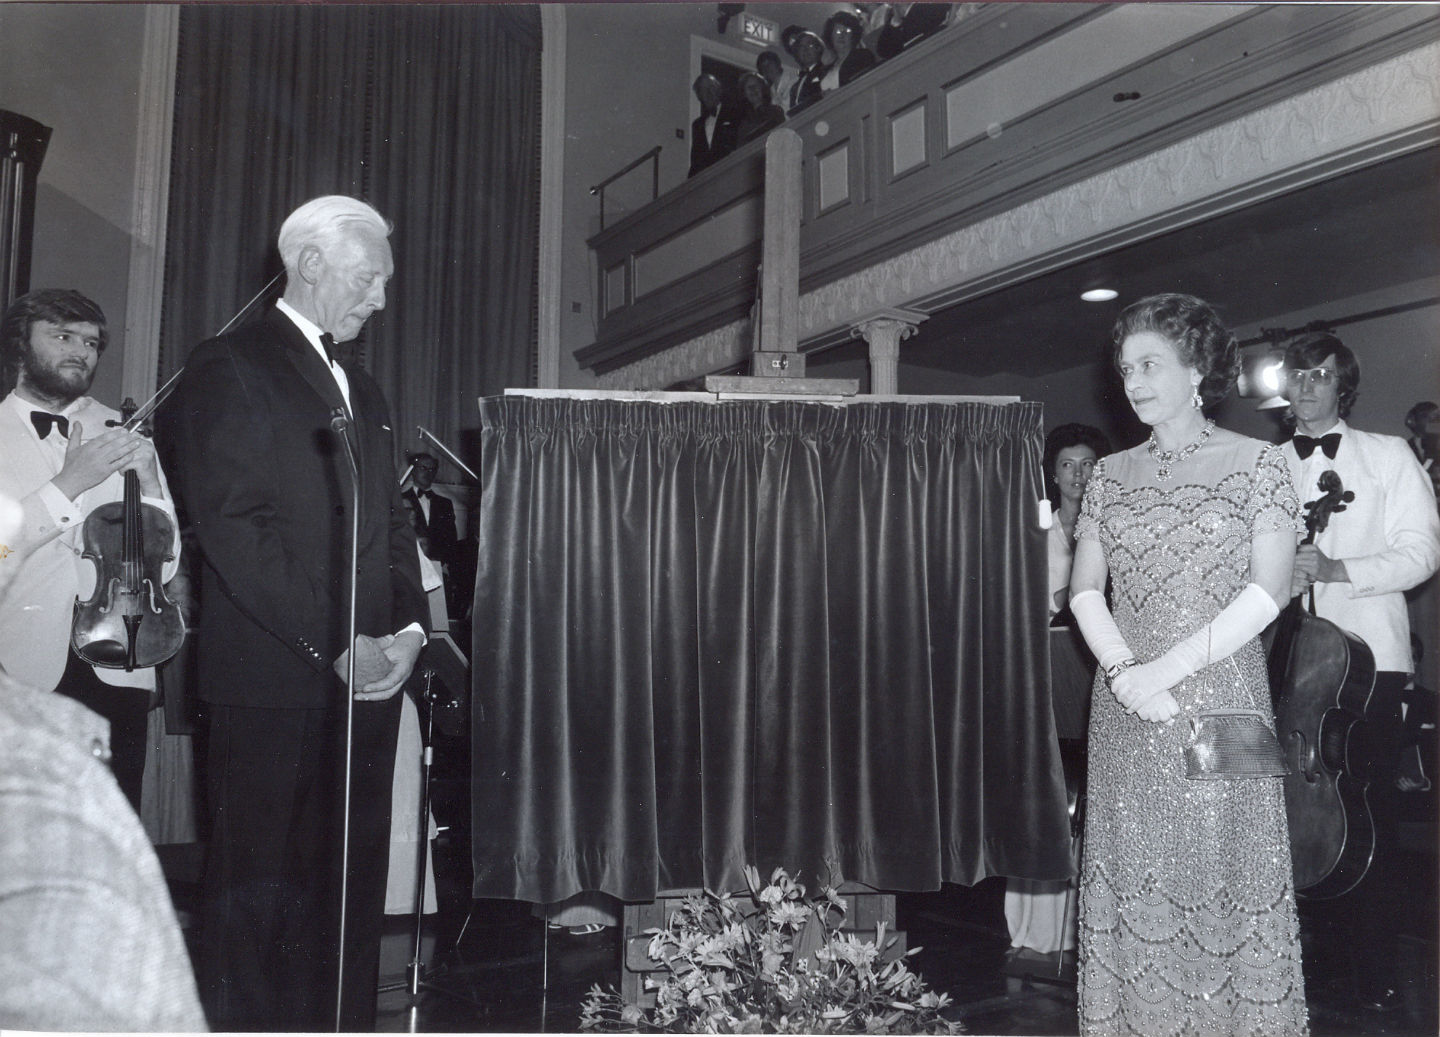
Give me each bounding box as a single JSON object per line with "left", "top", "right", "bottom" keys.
{"left": 1080, "top": 288, "right": 1118, "bottom": 303}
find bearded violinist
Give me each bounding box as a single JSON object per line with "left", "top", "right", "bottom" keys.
{"left": 1280, "top": 331, "right": 1440, "bottom": 1012}
{"left": 0, "top": 290, "right": 180, "bottom": 814}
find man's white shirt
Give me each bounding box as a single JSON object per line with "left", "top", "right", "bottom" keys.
{"left": 1283, "top": 419, "right": 1440, "bottom": 672}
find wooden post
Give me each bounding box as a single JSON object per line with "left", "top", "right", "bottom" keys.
{"left": 706, "top": 129, "right": 859, "bottom": 399}
{"left": 756, "top": 129, "right": 801, "bottom": 361}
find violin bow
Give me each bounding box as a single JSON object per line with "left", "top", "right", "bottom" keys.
{"left": 122, "top": 271, "right": 286, "bottom": 431}
{"left": 417, "top": 425, "right": 478, "bottom": 483}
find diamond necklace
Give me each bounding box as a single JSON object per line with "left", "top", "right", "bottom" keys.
{"left": 1148, "top": 419, "right": 1214, "bottom": 481}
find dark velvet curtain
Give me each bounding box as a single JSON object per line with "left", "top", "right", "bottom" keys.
{"left": 471, "top": 396, "right": 1071, "bottom": 903}
{"left": 160, "top": 4, "right": 540, "bottom": 457}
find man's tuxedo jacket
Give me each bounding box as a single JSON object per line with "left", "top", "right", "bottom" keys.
{"left": 166, "top": 307, "right": 426, "bottom": 709}
{"left": 1283, "top": 420, "right": 1440, "bottom": 673}
{"left": 402, "top": 487, "right": 458, "bottom": 564}
{"left": 688, "top": 108, "right": 739, "bottom": 177}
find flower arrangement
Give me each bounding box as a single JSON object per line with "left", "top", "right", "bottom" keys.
{"left": 580, "top": 865, "right": 959, "bottom": 1033}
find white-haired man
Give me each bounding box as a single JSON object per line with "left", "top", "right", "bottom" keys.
{"left": 167, "top": 195, "right": 427, "bottom": 1031}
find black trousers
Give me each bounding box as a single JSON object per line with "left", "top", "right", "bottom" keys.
{"left": 198, "top": 694, "right": 401, "bottom": 1032}
{"left": 53, "top": 650, "right": 150, "bottom": 814}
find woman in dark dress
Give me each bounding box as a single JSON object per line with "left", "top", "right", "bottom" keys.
{"left": 734, "top": 72, "right": 785, "bottom": 147}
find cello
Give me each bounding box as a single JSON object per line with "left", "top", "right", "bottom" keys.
{"left": 1267, "top": 470, "right": 1378, "bottom": 898}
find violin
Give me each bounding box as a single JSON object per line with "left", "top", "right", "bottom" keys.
{"left": 68, "top": 272, "right": 283, "bottom": 673}
{"left": 70, "top": 398, "right": 187, "bottom": 672}
{"left": 1267, "top": 469, "right": 1378, "bottom": 898}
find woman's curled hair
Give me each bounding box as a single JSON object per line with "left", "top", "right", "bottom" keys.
{"left": 1111, "top": 293, "right": 1239, "bottom": 410}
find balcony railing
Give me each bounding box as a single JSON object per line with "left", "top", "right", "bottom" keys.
{"left": 578, "top": 2, "right": 1440, "bottom": 376}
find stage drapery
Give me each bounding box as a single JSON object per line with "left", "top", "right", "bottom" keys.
{"left": 160, "top": 3, "right": 540, "bottom": 454}
{"left": 470, "top": 396, "right": 1072, "bottom": 903}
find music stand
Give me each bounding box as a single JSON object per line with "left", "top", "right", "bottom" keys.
{"left": 377, "top": 633, "right": 483, "bottom": 1016}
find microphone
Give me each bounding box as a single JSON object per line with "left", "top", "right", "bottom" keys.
{"left": 331, "top": 408, "right": 349, "bottom": 434}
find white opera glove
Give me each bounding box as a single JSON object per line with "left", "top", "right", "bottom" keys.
{"left": 1113, "top": 583, "right": 1280, "bottom": 704}
{"left": 1130, "top": 688, "right": 1181, "bottom": 723}
{"left": 1070, "top": 589, "right": 1135, "bottom": 671}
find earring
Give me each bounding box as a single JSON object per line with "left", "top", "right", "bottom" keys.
{"left": 1192, "top": 386, "right": 1203, "bottom": 410}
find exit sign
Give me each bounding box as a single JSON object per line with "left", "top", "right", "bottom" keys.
{"left": 741, "top": 13, "right": 778, "bottom": 47}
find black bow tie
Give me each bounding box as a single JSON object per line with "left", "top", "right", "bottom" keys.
{"left": 30, "top": 410, "right": 69, "bottom": 440}
{"left": 1294, "top": 432, "right": 1341, "bottom": 460}
{"left": 319, "top": 332, "right": 338, "bottom": 366}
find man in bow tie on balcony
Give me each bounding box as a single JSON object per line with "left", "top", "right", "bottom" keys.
{"left": 688, "top": 73, "right": 739, "bottom": 178}
{"left": 0, "top": 289, "right": 179, "bottom": 813}
{"left": 1279, "top": 330, "right": 1440, "bottom": 1013}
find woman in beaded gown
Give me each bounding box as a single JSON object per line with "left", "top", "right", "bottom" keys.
{"left": 1069, "top": 295, "right": 1309, "bottom": 1036}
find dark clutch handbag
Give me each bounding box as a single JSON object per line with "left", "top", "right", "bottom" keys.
{"left": 1185, "top": 708, "right": 1289, "bottom": 780}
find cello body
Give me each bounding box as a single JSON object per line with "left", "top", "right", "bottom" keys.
{"left": 1269, "top": 606, "right": 1377, "bottom": 897}
{"left": 1267, "top": 466, "right": 1380, "bottom": 898}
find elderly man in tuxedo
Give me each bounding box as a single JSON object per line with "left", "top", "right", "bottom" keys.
{"left": 0, "top": 289, "right": 179, "bottom": 813}
{"left": 688, "top": 73, "right": 739, "bottom": 177}
{"left": 168, "top": 195, "right": 427, "bottom": 1031}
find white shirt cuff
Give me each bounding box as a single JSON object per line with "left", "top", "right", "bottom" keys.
{"left": 38, "top": 482, "right": 83, "bottom": 530}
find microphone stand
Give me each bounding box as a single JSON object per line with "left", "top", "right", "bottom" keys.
{"left": 331, "top": 407, "right": 361, "bottom": 1033}
{"left": 407, "top": 669, "right": 438, "bottom": 1000}
{"left": 375, "top": 656, "right": 487, "bottom": 1024}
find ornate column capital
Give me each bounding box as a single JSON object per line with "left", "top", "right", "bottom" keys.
{"left": 851, "top": 309, "right": 927, "bottom": 394}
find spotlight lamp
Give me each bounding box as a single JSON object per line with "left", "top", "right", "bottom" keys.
{"left": 1238, "top": 341, "right": 1289, "bottom": 408}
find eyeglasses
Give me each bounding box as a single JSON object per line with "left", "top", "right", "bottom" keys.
{"left": 1287, "top": 367, "right": 1336, "bottom": 388}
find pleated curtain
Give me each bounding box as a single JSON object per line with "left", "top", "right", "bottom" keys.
{"left": 470, "top": 395, "right": 1073, "bottom": 902}
{"left": 160, "top": 4, "right": 541, "bottom": 456}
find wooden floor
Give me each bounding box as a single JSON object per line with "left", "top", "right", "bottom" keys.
{"left": 363, "top": 827, "right": 1438, "bottom": 1035}
{"left": 158, "top": 736, "right": 1438, "bottom": 1035}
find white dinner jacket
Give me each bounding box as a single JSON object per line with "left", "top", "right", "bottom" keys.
{"left": 1283, "top": 420, "right": 1440, "bottom": 673}
{"left": 0, "top": 392, "right": 180, "bottom": 692}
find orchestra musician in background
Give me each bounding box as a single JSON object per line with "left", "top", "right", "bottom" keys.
{"left": 0, "top": 290, "right": 180, "bottom": 813}
{"left": 1279, "top": 332, "right": 1440, "bottom": 1012}
{"left": 1405, "top": 399, "right": 1440, "bottom": 503}
{"left": 167, "top": 196, "right": 427, "bottom": 1031}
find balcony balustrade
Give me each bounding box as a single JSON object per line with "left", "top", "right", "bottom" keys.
{"left": 578, "top": 2, "right": 1440, "bottom": 378}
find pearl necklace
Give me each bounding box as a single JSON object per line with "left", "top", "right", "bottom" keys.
{"left": 1148, "top": 419, "right": 1214, "bottom": 481}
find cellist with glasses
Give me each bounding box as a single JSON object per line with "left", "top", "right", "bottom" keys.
{"left": 1279, "top": 331, "right": 1440, "bottom": 1013}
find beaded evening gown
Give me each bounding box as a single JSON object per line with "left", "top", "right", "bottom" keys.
{"left": 1074, "top": 436, "right": 1309, "bottom": 1037}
